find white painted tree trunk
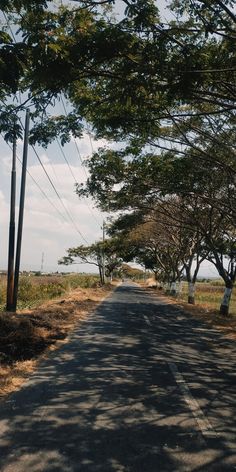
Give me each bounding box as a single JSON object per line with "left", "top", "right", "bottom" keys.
{"left": 188, "top": 282, "right": 196, "bottom": 304}
{"left": 170, "top": 282, "right": 177, "bottom": 295}
{"left": 220, "top": 287, "right": 232, "bottom": 315}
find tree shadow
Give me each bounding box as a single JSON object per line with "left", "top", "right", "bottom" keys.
{"left": 0, "top": 284, "right": 235, "bottom": 471}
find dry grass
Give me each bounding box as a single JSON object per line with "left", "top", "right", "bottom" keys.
{"left": 180, "top": 281, "right": 236, "bottom": 315}
{"left": 141, "top": 281, "right": 236, "bottom": 342}
{"left": 0, "top": 273, "right": 101, "bottom": 310}
{"left": 0, "top": 284, "right": 114, "bottom": 398}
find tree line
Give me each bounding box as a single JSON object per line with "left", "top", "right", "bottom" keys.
{"left": 0, "top": 0, "right": 236, "bottom": 314}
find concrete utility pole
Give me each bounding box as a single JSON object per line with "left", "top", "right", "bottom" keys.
{"left": 41, "top": 252, "right": 45, "bottom": 273}
{"left": 102, "top": 220, "right": 106, "bottom": 284}
{"left": 6, "top": 136, "right": 17, "bottom": 311}
{"left": 12, "top": 110, "right": 30, "bottom": 311}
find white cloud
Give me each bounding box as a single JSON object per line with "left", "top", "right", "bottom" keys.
{"left": 72, "top": 132, "right": 109, "bottom": 159}
{"left": 0, "top": 142, "right": 105, "bottom": 273}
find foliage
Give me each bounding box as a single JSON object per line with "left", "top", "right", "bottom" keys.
{"left": 0, "top": 274, "right": 100, "bottom": 310}
{"left": 59, "top": 239, "right": 123, "bottom": 284}
{"left": 1, "top": 0, "right": 236, "bottom": 315}
{"left": 118, "top": 263, "right": 144, "bottom": 280}
{"left": 1, "top": 0, "right": 235, "bottom": 144}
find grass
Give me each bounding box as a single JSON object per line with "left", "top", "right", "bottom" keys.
{"left": 0, "top": 281, "right": 114, "bottom": 398}
{"left": 0, "top": 273, "right": 100, "bottom": 311}
{"left": 144, "top": 278, "right": 236, "bottom": 316}
{"left": 179, "top": 281, "right": 236, "bottom": 316}
{"left": 142, "top": 278, "right": 236, "bottom": 343}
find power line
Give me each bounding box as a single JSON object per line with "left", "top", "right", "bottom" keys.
{"left": 7, "top": 139, "right": 91, "bottom": 244}
{"left": 2, "top": 15, "right": 89, "bottom": 244}
{"left": 56, "top": 135, "right": 102, "bottom": 226}
{"left": 60, "top": 96, "right": 103, "bottom": 226}
{"left": 17, "top": 117, "right": 88, "bottom": 243}
{"left": 5, "top": 140, "right": 67, "bottom": 222}
{"left": 56, "top": 137, "right": 78, "bottom": 182}
{"left": 30, "top": 143, "right": 89, "bottom": 244}
{"left": 85, "top": 123, "right": 95, "bottom": 154}
{"left": 60, "top": 95, "right": 88, "bottom": 176}
{"left": 2, "top": 15, "right": 98, "bottom": 241}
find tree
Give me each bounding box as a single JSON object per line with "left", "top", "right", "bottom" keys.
{"left": 80, "top": 141, "right": 236, "bottom": 313}
{"left": 58, "top": 243, "right": 105, "bottom": 284}
{"left": 2, "top": 0, "right": 236, "bottom": 145}
{"left": 118, "top": 263, "right": 145, "bottom": 281}
{"left": 110, "top": 202, "right": 208, "bottom": 300}
{"left": 58, "top": 238, "right": 122, "bottom": 284}
{"left": 0, "top": 0, "right": 163, "bottom": 143}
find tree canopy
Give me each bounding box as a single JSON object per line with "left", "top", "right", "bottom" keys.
{"left": 1, "top": 0, "right": 236, "bottom": 142}
{"left": 1, "top": 0, "right": 236, "bottom": 314}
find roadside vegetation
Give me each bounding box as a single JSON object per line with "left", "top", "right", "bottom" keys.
{"left": 0, "top": 276, "right": 113, "bottom": 398}
{"left": 156, "top": 280, "right": 236, "bottom": 317}
{"left": 142, "top": 278, "right": 236, "bottom": 343}
{"left": 0, "top": 274, "right": 100, "bottom": 311}
{"left": 0, "top": 1, "right": 236, "bottom": 317}
{"left": 179, "top": 281, "right": 236, "bottom": 316}
{"left": 1, "top": 0, "right": 236, "bottom": 404}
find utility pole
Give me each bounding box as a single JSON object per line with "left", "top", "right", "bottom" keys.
{"left": 41, "top": 252, "right": 45, "bottom": 273}
{"left": 12, "top": 110, "right": 30, "bottom": 311}
{"left": 6, "top": 136, "right": 17, "bottom": 311}
{"left": 102, "top": 220, "right": 106, "bottom": 284}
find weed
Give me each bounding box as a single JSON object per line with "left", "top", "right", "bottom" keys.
{"left": 179, "top": 282, "right": 236, "bottom": 315}
{"left": 0, "top": 274, "right": 100, "bottom": 311}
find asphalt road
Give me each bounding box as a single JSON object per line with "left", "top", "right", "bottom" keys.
{"left": 0, "top": 282, "right": 236, "bottom": 471}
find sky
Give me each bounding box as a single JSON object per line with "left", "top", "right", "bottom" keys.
{"left": 0, "top": 0, "right": 219, "bottom": 277}
{"left": 0, "top": 125, "right": 109, "bottom": 273}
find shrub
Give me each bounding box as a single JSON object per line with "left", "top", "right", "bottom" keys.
{"left": 0, "top": 273, "right": 101, "bottom": 310}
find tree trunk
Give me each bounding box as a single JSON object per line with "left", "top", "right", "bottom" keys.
{"left": 188, "top": 282, "right": 196, "bottom": 304}
{"left": 98, "top": 265, "right": 104, "bottom": 285}
{"left": 170, "top": 281, "right": 177, "bottom": 296}
{"left": 165, "top": 282, "right": 171, "bottom": 294}
{"left": 220, "top": 286, "right": 232, "bottom": 316}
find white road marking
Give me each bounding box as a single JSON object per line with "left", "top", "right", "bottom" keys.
{"left": 168, "top": 362, "right": 217, "bottom": 438}
{"left": 144, "top": 315, "right": 151, "bottom": 326}
{"left": 143, "top": 310, "right": 217, "bottom": 439}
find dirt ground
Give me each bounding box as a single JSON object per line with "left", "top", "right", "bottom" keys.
{"left": 0, "top": 284, "right": 115, "bottom": 399}
{"left": 142, "top": 285, "right": 236, "bottom": 342}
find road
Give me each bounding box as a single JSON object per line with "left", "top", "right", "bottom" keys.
{"left": 0, "top": 282, "right": 235, "bottom": 471}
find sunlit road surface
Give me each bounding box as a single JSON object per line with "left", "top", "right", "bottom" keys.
{"left": 0, "top": 282, "right": 236, "bottom": 471}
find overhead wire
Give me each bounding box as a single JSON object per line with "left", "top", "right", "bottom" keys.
{"left": 4, "top": 140, "right": 67, "bottom": 222}
{"left": 59, "top": 96, "right": 103, "bottom": 226}
{"left": 60, "top": 95, "right": 89, "bottom": 177}
{"left": 2, "top": 15, "right": 98, "bottom": 242}
{"left": 56, "top": 137, "right": 78, "bottom": 182}
{"left": 2, "top": 12, "right": 89, "bottom": 243}
{"left": 29, "top": 143, "right": 89, "bottom": 244}
{"left": 56, "top": 136, "right": 103, "bottom": 226}
{"left": 4, "top": 129, "right": 89, "bottom": 243}
{"left": 15, "top": 115, "right": 90, "bottom": 244}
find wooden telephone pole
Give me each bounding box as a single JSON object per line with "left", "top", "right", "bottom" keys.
{"left": 12, "top": 110, "right": 30, "bottom": 311}
{"left": 6, "top": 136, "right": 17, "bottom": 311}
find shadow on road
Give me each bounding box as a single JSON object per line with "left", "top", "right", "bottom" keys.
{"left": 0, "top": 284, "right": 235, "bottom": 471}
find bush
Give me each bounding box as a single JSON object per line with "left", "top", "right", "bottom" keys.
{"left": 0, "top": 273, "right": 101, "bottom": 310}
{"left": 18, "top": 278, "right": 35, "bottom": 302}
